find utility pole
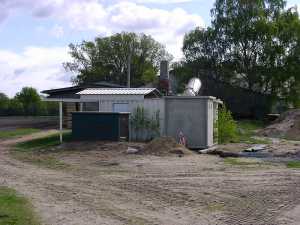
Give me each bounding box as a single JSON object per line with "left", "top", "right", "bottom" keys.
{"left": 127, "top": 42, "right": 133, "bottom": 88}
{"left": 127, "top": 51, "right": 131, "bottom": 88}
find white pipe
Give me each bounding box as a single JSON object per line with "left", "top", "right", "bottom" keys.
{"left": 59, "top": 101, "right": 63, "bottom": 144}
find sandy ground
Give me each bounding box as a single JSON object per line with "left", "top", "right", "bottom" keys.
{"left": 0, "top": 132, "right": 300, "bottom": 225}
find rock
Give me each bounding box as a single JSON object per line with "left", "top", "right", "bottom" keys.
{"left": 126, "top": 147, "right": 139, "bottom": 154}
{"left": 244, "top": 144, "right": 267, "bottom": 152}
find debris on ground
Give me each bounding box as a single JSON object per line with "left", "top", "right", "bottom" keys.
{"left": 244, "top": 144, "right": 267, "bottom": 152}
{"left": 94, "top": 161, "right": 119, "bottom": 166}
{"left": 198, "top": 146, "right": 218, "bottom": 154}
{"left": 259, "top": 109, "right": 300, "bottom": 140}
{"left": 207, "top": 149, "right": 241, "bottom": 158}
{"left": 142, "top": 137, "right": 192, "bottom": 156}
{"left": 126, "top": 147, "right": 139, "bottom": 154}
{"left": 199, "top": 145, "right": 242, "bottom": 158}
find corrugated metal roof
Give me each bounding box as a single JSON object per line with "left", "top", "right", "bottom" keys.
{"left": 77, "top": 88, "right": 158, "bottom": 95}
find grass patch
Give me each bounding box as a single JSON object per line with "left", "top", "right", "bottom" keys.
{"left": 205, "top": 202, "right": 225, "bottom": 212}
{"left": 15, "top": 132, "right": 72, "bottom": 151}
{"left": 0, "top": 128, "right": 40, "bottom": 139}
{"left": 224, "top": 157, "right": 262, "bottom": 166}
{"left": 286, "top": 161, "right": 300, "bottom": 169}
{"left": 11, "top": 152, "right": 69, "bottom": 170}
{"left": 12, "top": 132, "right": 71, "bottom": 169}
{"left": 0, "top": 187, "right": 40, "bottom": 225}
{"left": 235, "top": 120, "right": 270, "bottom": 144}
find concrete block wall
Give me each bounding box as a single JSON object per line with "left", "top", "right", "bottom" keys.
{"left": 164, "top": 96, "right": 219, "bottom": 149}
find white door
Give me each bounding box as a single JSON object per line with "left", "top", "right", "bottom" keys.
{"left": 113, "top": 103, "right": 129, "bottom": 112}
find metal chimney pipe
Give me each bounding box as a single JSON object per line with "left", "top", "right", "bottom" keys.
{"left": 160, "top": 60, "right": 169, "bottom": 80}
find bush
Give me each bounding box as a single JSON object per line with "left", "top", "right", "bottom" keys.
{"left": 217, "top": 106, "right": 237, "bottom": 144}
{"left": 130, "top": 106, "right": 160, "bottom": 141}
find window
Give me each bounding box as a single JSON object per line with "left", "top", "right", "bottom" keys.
{"left": 113, "top": 103, "right": 129, "bottom": 112}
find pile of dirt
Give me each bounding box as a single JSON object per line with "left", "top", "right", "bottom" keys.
{"left": 142, "top": 137, "right": 193, "bottom": 156}
{"left": 259, "top": 109, "right": 300, "bottom": 140}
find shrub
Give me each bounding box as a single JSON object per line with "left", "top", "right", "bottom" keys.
{"left": 130, "top": 106, "right": 160, "bottom": 141}
{"left": 217, "top": 106, "right": 237, "bottom": 144}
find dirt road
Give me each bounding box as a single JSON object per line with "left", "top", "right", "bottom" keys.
{"left": 0, "top": 132, "right": 300, "bottom": 225}
{"left": 0, "top": 116, "right": 58, "bottom": 131}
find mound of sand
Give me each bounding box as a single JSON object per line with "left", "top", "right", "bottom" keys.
{"left": 142, "top": 137, "right": 193, "bottom": 156}
{"left": 259, "top": 109, "right": 300, "bottom": 140}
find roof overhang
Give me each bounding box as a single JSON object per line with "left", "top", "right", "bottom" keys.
{"left": 77, "top": 88, "right": 162, "bottom": 97}
{"left": 42, "top": 98, "right": 97, "bottom": 102}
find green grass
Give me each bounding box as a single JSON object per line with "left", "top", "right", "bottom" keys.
{"left": 286, "top": 161, "right": 300, "bottom": 169}
{"left": 12, "top": 132, "right": 72, "bottom": 169}
{"left": 235, "top": 120, "right": 270, "bottom": 144}
{"left": 15, "top": 132, "right": 72, "bottom": 151}
{"left": 224, "top": 157, "right": 262, "bottom": 166}
{"left": 0, "top": 128, "right": 40, "bottom": 139}
{"left": 0, "top": 187, "right": 40, "bottom": 225}
{"left": 205, "top": 202, "right": 225, "bottom": 212}
{"left": 11, "top": 151, "right": 69, "bottom": 170}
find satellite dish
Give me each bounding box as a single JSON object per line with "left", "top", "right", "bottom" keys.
{"left": 184, "top": 78, "right": 202, "bottom": 96}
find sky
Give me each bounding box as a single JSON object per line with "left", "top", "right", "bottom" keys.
{"left": 0, "top": 0, "right": 299, "bottom": 97}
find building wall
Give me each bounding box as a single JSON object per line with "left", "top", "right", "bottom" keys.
{"left": 78, "top": 94, "right": 219, "bottom": 147}
{"left": 63, "top": 102, "right": 79, "bottom": 128}
{"left": 199, "top": 78, "right": 273, "bottom": 119}
{"left": 80, "top": 94, "right": 165, "bottom": 140}
{"left": 164, "top": 96, "right": 217, "bottom": 149}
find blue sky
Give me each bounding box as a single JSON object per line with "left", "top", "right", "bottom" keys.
{"left": 0, "top": 0, "right": 299, "bottom": 96}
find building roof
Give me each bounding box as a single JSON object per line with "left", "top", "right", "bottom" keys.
{"left": 77, "top": 88, "right": 161, "bottom": 96}
{"left": 41, "top": 82, "right": 125, "bottom": 95}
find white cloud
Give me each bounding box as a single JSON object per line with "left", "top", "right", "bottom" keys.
{"left": 49, "top": 24, "right": 64, "bottom": 38}
{"left": 0, "top": 47, "right": 72, "bottom": 97}
{"left": 58, "top": 1, "right": 204, "bottom": 59}
{"left": 128, "top": 0, "right": 193, "bottom": 3}
{"left": 0, "top": 0, "right": 204, "bottom": 95}
{"left": 0, "top": 0, "right": 204, "bottom": 59}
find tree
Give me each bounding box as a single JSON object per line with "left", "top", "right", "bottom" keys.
{"left": 64, "top": 32, "right": 173, "bottom": 87}
{"left": 15, "top": 87, "right": 42, "bottom": 116}
{"left": 0, "top": 92, "right": 9, "bottom": 115}
{"left": 182, "top": 0, "right": 300, "bottom": 104}
{"left": 7, "top": 98, "right": 24, "bottom": 116}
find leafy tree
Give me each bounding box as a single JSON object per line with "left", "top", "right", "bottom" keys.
{"left": 0, "top": 88, "right": 58, "bottom": 116}
{"left": 15, "top": 87, "right": 42, "bottom": 116}
{"left": 7, "top": 98, "right": 24, "bottom": 116}
{"left": 0, "top": 92, "right": 9, "bottom": 115}
{"left": 64, "top": 32, "right": 172, "bottom": 87}
{"left": 182, "top": 0, "right": 300, "bottom": 104}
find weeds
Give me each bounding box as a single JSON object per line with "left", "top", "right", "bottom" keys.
{"left": 0, "top": 128, "right": 40, "bottom": 139}
{"left": 286, "top": 161, "right": 300, "bottom": 169}
{"left": 12, "top": 132, "right": 71, "bottom": 169}
{"left": 0, "top": 187, "right": 40, "bottom": 225}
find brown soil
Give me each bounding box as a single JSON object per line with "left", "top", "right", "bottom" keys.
{"left": 142, "top": 137, "right": 193, "bottom": 156}
{"left": 0, "top": 131, "right": 300, "bottom": 225}
{"left": 259, "top": 109, "right": 300, "bottom": 140}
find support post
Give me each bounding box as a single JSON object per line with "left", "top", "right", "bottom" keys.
{"left": 59, "top": 101, "right": 63, "bottom": 144}
{"left": 79, "top": 102, "right": 83, "bottom": 112}
{"left": 127, "top": 53, "right": 131, "bottom": 88}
